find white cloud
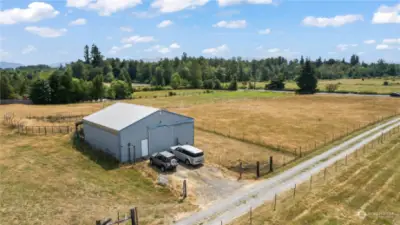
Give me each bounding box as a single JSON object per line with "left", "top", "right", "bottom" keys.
{"left": 22, "top": 45, "right": 37, "bottom": 54}
{"left": 336, "top": 43, "right": 358, "bottom": 51}
{"left": 145, "top": 43, "right": 180, "bottom": 54}
{"left": 121, "top": 35, "right": 155, "bottom": 44}
{"left": 66, "top": 0, "right": 142, "bottom": 16}
{"left": 382, "top": 38, "right": 400, "bottom": 44}
{"left": 372, "top": 3, "right": 400, "bottom": 24}
{"left": 258, "top": 28, "right": 271, "bottom": 34}
{"left": 376, "top": 44, "right": 390, "bottom": 50}
{"left": 217, "top": 0, "right": 273, "bottom": 7}
{"left": 302, "top": 14, "right": 363, "bottom": 27}
{"left": 213, "top": 20, "right": 247, "bottom": 28}
{"left": 25, "top": 26, "right": 67, "bottom": 38}
{"left": 69, "top": 18, "right": 87, "bottom": 26}
{"left": 0, "top": 2, "right": 59, "bottom": 25}
{"left": 157, "top": 20, "right": 173, "bottom": 28}
{"left": 267, "top": 48, "right": 280, "bottom": 53}
{"left": 169, "top": 43, "right": 181, "bottom": 49}
{"left": 364, "top": 40, "right": 376, "bottom": 44}
{"left": 109, "top": 43, "right": 133, "bottom": 54}
{"left": 120, "top": 26, "right": 133, "bottom": 32}
{"left": 202, "top": 44, "right": 229, "bottom": 55}
{"left": 151, "top": 0, "right": 209, "bottom": 13}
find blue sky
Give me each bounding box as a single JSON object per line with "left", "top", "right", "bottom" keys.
{"left": 0, "top": 0, "right": 399, "bottom": 65}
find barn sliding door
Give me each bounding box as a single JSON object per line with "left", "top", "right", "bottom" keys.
{"left": 149, "top": 126, "right": 174, "bottom": 154}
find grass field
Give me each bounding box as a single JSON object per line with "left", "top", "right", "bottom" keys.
{"left": 0, "top": 125, "right": 195, "bottom": 225}
{"left": 231, "top": 131, "right": 400, "bottom": 225}
{"left": 286, "top": 78, "right": 400, "bottom": 94}
{"left": 173, "top": 95, "right": 400, "bottom": 152}
{"left": 247, "top": 78, "right": 400, "bottom": 94}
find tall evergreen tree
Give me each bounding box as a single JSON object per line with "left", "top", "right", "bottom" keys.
{"left": 84, "top": 45, "right": 90, "bottom": 64}
{"left": 296, "top": 59, "right": 318, "bottom": 93}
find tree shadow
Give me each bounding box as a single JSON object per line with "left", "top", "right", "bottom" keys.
{"left": 70, "top": 135, "right": 120, "bottom": 170}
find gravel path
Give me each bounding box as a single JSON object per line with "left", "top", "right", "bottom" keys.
{"left": 175, "top": 117, "right": 400, "bottom": 225}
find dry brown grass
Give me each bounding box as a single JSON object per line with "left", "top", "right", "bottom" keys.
{"left": 195, "top": 130, "right": 294, "bottom": 177}
{"left": 173, "top": 95, "right": 400, "bottom": 152}
{"left": 0, "top": 125, "right": 195, "bottom": 225}
{"left": 231, "top": 131, "right": 400, "bottom": 225}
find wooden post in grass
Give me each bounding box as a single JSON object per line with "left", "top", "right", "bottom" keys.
{"left": 239, "top": 162, "right": 243, "bottom": 180}
{"left": 269, "top": 156, "right": 273, "bottom": 172}
{"left": 249, "top": 207, "right": 252, "bottom": 225}
{"left": 309, "top": 175, "right": 312, "bottom": 191}
{"left": 324, "top": 168, "right": 327, "bottom": 181}
{"left": 299, "top": 147, "right": 302, "bottom": 157}
{"left": 256, "top": 161, "right": 260, "bottom": 178}
{"left": 117, "top": 211, "right": 120, "bottom": 225}
{"left": 345, "top": 155, "right": 348, "bottom": 166}
{"left": 293, "top": 184, "right": 296, "bottom": 199}
{"left": 130, "top": 208, "right": 137, "bottom": 225}
{"left": 273, "top": 194, "right": 277, "bottom": 211}
{"left": 183, "top": 179, "right": 187, "bottom": 199}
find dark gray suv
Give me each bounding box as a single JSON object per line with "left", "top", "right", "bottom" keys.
{"left": 149, "top": 151, "right": 178, "bottom": 172}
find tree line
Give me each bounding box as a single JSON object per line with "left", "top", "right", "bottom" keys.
{"left": 0, "top": 44, "right": 398, "bottom": 104}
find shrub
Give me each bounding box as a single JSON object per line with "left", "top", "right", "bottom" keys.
{"left": 168, "top": 91, "right": 176, "bottom": 96}
{"left": 266, "top": 79, "right": 285, "bottom": 90}
{"left": 203, "top": 79, "right": 215, "bottom": 89}
{"left": 325, "top": 83, "right": 340, "bottom": 92}
{"left": 214, "top": 79, "right": 222, "bottom": 89}
{"left": 383, "top": 81, "right": 389, "bottom": 86}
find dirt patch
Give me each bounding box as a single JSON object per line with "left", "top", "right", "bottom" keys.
{"left": 167, "top": 164, "right": 254, "bottom": 209}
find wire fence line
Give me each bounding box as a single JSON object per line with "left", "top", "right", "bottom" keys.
{"left": 196, "top": 112, "right": 400, "bottom": 158}
{"left": 3, "top": 112, "right": 75, "bottom": 135}
{"left": 225, "top": 126, "right": 400, "bottom": 225}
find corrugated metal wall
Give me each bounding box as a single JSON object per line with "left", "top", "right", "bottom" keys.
{"left": 119, "top": 110, "right": 194, "bottom": 162}
{"left": 83, "top": 123, "right": 120, "bottom": 159}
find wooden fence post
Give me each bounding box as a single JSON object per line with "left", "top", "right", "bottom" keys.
{"left": 256, "top": 161, "right": 260, "bottom": 178}
{"left": 324, "top": 168, "right": 327, "bottom": 181}
{"left": 293, "top": 184, "right": 296, "bottom": 199}
{"left": 182, "top": 179, "right": 187, "bottom": 199}
{"left": 309, "top": 175, "right": 312, "bottom": 191}
{"left": 249, "top": 207, "right": 252, "bottom": 225}
{"left": 273, "top": 193, "right": 277, "bottom": 211}
{"left": 269, "top": 156, "right": 273, "bottom": 172}
{"left": 239, "top": 161, "right": 243, "bottom": 180}
{"left": 130, "top": 208, "right": 137, "bottom": 225}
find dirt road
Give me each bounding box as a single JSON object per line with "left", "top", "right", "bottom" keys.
{"left": 175, "top": 117, "right": 400, "bottom": 225}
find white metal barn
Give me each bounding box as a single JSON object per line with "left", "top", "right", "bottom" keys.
{"left": 82, "top": 102, "right": 194, "bottom": 162}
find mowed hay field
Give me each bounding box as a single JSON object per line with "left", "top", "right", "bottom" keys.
{"left": 231, "top": 132, "right": 400, "bottom": 225}
{"left": 0, "top": 126, "right": 195, "bottom": 225}
{"left": 174, "top": 95, "right": 400, "bottom": 152}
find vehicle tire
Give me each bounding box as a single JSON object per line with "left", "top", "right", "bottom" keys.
{"left": 149, "top": 159, "right": 153, "bottom": 165}
{"left": 185, "top": 159, "right": 190, "bottom": 166}
{"left": 160, "top": 166, "right": 165, "bottom": 172}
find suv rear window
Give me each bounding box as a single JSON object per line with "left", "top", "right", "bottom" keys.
{"left": 183, "top": 149, "right": 203, "bottom": 157}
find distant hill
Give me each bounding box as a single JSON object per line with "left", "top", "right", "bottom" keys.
{"left": 48, "top": 62, "right": 68, "bottom": 68}
{"left": 0, "top": 61, "right": 24, "bottom": 69}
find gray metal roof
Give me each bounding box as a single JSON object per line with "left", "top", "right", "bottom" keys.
{"left": 83, "top": 102, "right": 159, "bottom": 132}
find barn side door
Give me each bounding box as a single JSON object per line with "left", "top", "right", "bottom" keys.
{"left": 141, "top": 139, "right": 149, "bottom": 157}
